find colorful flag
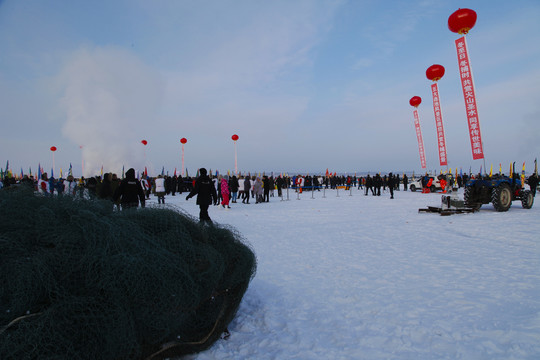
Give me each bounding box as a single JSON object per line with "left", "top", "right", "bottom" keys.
{"left": 489, "top": 164, "right": 492, "bottom": 177}
{"left": 122, "top": 165, "right": 125, "bottom": 179}
{"left": 69, "top": 163, "right": 73, "bottom": 177}
{"left": 38, "top": 163, "right": 42, "bottom": 179}
{"left": 60, "top": 168, "right": 63, "bottom": 178}
{"left": 510, "top": 162, "right": 513, "bottom": 179}
{"left": 535, "top": 158, "right": 538, "bottom": 177}
{"left": 51, "top": 168, "right": 54, "bottom": 179}
{"left": 430, "top": 83, "right": 448, "bottom": 166}
{"left": 521, "top": 161, "right": 526, "bottom": 187}
{"left": 412, "top": 108, "right": 427, "bottom": 169}
{"left": 499, "top": 163, "right": 502, "bottom": 175}
{"left": 161, "top": 166, "right": 165, "bottom": 176}
{"left": 455, "top": 36, "right": 484, "bottom": 160}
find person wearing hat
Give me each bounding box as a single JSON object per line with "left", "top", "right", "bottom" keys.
{"left": 186, "top": 168, "right": 218, "bottom": 222}
{"left": 113, "top": 168, "right": 146, "bottom": 210}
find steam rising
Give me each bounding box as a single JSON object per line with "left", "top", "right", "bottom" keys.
{"left": 58, "top": 47, "right": 162, "bottom": 177}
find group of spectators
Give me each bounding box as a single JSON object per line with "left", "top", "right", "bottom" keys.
{"left": 2, "top": 169, "right": 538, "bottom": 217}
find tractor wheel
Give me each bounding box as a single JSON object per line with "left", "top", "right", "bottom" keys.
{"left": 464, "top": 186, "right": 481, "bottom": 210}
{"left": 521, "top": 190, "right": 534, "bottom": 209}
{"left": 492, "top": 183, "right": 512, "bottom": 212}
{"left": 410, "top": 184, "right": 417, "bottom": 192}
{"left": 430, "top": 185, "right": 436, "bottom": 193}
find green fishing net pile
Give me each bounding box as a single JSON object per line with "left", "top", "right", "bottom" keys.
{"left": 0, "top": 187, "right": 256, "bottom": 359}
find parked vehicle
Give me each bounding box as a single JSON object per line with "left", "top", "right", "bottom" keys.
{"left": 464, "top": 174, "right": 534, "bottom": 211}
{"left": 409, "top": 174, "right": 457, "bottom": 193}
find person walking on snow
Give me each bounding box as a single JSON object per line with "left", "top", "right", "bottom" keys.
{"left": 185, "top": 168, "right": 218, "bottom": 222}
{"left": 242, "top": 176, "right": 251, "bottom": 203}
{"left": 113, "top": 168, "right": 146, "bottom": 210}
{"left": 221, "top": 177, "right": 231, "bottom": 208}
{"left": 155, "top": 175, "right": 166, "bottom": 204}
{"left": 254, "top": 177, "right": 264, "bottom": 203}
{"left": 387, "top": 173, "right": 395, "bottom": 199}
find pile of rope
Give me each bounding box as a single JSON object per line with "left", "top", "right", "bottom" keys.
{"left": 0, "top": 187, "right": 256, "bottom": 359}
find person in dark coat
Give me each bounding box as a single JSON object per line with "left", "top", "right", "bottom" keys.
{"left": 229, "top": 175, "right": 240, "bottom": 203}
{"left": 263, "top": 175, "right": 270, "bottom": 202}
{"left": 374, "top": 174, "right": 382, "bottom": 196}
{"left": 403, "top": 174, "right": 408, "bottom": 191}
{"left": 98, "top": 172, "right": 114, "bottom": 201}
{"left": 365, "top": 175, "right": 373, "bottom": 196}
{"left": 186, "top": 168, "right": 217, "bottom": 222}
{"left": 113, "top": 168, "right": 145, "bottom": 210}
{"left": 275, "top": 176, "right": 284, "bottom": 197}
{"left": 387, "top": 173, "right": 395, "bottom": 199}
{"left": 242, "top": 176, "right": 251, "bottom": 203}
{"left": 528, "top": 174, "right": 539, "bottom": 196}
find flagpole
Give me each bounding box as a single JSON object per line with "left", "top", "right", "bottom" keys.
{"left": 182, "top": 144, "right": 185, "bottom": 177}
{"left": 234, "top": 141, "right": 238, "bottom": 175}
{"left": 80, "top": 146, "right": 84, "bottom": 177}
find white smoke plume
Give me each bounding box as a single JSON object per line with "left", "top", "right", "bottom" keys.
{"left": 58, "top": 46, "right": 162, "bottom": 177}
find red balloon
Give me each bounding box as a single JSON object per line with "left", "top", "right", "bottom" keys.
{"left": 141, "top": 140, "right": 148, "bottom": 145}
{"left": 448, "top": 8, "right": 477, "bottom": 35}
{"left": 231, "top": 134, "right": 239, "bottom": 141}
{"left": 409, "top": 96, "right": 422, "bottom": 108}
{"left": 426, "top": 64, "right": 445, "bottom": 81}
{"left": 180, "top": 138, "right": 187, "bottom": 144}
{"left": 50, "top": 146, "right": 57, "bottom": 152}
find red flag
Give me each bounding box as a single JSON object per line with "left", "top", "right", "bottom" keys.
{"left": 413, "top": 109, "right": 427, "bottom": 169}
{"left": 430, "top": 83, "right": 448, "bottom": 166}
{"left": 455, "top": 36, "right": 484, "bottom": 160}
{"left": 144, "top": 167, "right": 148, "bottom": 177}
{"left": 325, "top": 168, "right": 329, "bottom": 177}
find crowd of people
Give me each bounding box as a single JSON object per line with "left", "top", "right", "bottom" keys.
{"left": 1, "top": 168, "right": 538, "bottom": 222}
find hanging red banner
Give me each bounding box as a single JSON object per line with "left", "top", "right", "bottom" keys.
{"left": 430, "top": 83, "right": 448, "bottom": 166}
{"left": 455, "top": 36, "right": 484, "bottom": 160}
{"left": 413, "top": 109, "right": 427, "bottom": 169}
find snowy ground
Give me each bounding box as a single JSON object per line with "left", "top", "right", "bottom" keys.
{"left": 151, "top": 186, "right": 540, "bottom": 360}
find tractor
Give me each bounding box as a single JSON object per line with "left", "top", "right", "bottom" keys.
{"left": 463, "top": 174, "right": 534, "bottom": 211}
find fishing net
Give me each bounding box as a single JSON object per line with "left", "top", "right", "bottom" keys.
{"left": 0, "top": 187, "right": 257, "bottom": 359}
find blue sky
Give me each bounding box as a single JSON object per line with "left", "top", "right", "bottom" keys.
{"left": 1, "top": 0, "right": 539, "bottom": 177}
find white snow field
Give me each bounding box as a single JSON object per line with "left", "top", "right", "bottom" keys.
{"left": 155, "top": 186, "right": 540, "bottom": 360}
